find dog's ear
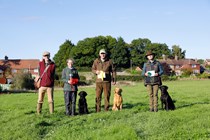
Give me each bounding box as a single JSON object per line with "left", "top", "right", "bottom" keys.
{"left": 84, "top": 92, "right": 87, "bottom": 96}
{"left": 119, "top": 88, "right": 122, "bottom": 93}
{"left": 78, "top": 91, "right": 82, "bottom": 96}
{"left": 165, "top": 86, "right": 168, "bottom": 90}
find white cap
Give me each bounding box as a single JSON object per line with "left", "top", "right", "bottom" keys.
{"left": 99, "top": 49, "right": 106, "bottom": 54}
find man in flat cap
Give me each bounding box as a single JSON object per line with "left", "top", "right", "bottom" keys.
{"left": 142, "top": 50, "right": 163, "bottom": 112}
{"left": 92, "top": 49, "right": 116, "bottom": 112}
{"left": 36, "top": 51, "right": 56, "bottom": 114}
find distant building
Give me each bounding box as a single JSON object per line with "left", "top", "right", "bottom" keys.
{"left": 0, "top": 56, "right": 40, "bottom": 83}
{"left": 159, "top": 56, "right": 200, "bottom": 76}
{"left": 204, "top": 59, "right": 210, "bottom": 66}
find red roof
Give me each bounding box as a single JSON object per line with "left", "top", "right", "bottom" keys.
{"left": 159, "top": 59, "right": 199, "bottom": 65}
{"left": 0, "top": 59, "right": 40, "bottom": 70}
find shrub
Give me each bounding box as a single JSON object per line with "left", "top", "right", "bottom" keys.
{"left": 79, "top": 75, "right": 86, "bottom": 81}
{"left": 117, "top": 75, "right": 143, "bottom": 81}
{"left": 54, "top": 80, "right": 64, "bottom": 87}
{"left": 77, "top": 67, "right": 92, "bottom": 72}
{"left": 181, "top": 68, "right": 193, "bottom": 77}
{"left": 197, "top": 73, "right": 210, "bottom": 79}
{"left": 10, "top": 72, "right": 35, "bottom": 90}
{"left": 161, "top": 75, "right": 178, "bottom": 81}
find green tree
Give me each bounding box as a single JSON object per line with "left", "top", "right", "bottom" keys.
{"left": 53, "top": 40, "right": 75, "bottom": 73}
{"left": 145, "top": 43, "right": 171, "bottom": 59}
{"left": 110, "top": 37, "right": 130, "bottom": 68}
{"left": 71, "top": 35, "right": 118, "bottom": 68}
{"left": 71, "top": 37, "right": 96, "bottom": 67}
{"left": 171, "top": 45, "right": 186, "bottom": 59}
{"left": 129, "top": 38, "right": 151, "bottom": 67}
{"left": 54, "top": 36, "right": 186, "bottom": 71}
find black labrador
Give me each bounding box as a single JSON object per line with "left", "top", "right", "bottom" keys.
{"left": 159, "top": 85, "right": 175, "bottom": 111}
{"left": 78, "top": 91, "right": 89, "bottom": 115}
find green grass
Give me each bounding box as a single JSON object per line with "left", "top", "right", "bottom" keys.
{"left": 0, "top": 80, "right": 210, "bottom": 140}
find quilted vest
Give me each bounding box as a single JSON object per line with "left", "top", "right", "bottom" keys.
{"left": 144, "top": 61, "right": 161, "bottom": 86}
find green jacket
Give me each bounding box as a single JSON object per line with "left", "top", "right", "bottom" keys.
{"left": 62, "top": 67, "right": 79, "bottom": 91}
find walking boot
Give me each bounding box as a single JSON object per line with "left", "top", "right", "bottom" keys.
{"left": 49, "top": 102, "right": 54, "bottom": 114}
{"left": 154, "top": 108, "right": 158, "bottom": 112}
{"left": 149, "top": 108, "right": 154, "bottom": 112}
{"left": 37, "top": 103, "right": 42, "bottom": 115}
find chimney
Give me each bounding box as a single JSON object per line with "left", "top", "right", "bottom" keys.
{"left": 4, "top": 56, "right": 8, "bottom": 61}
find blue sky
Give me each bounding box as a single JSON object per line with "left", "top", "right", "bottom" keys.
{"left": 1, "top": 0, "right": 210, "bottom": 60}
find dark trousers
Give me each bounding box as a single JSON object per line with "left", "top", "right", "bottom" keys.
{"left": 95, "top": 82, "right": 111, "bottom": 112}
{"left": 64, "top": 91, "right": 77, "bottom": 116}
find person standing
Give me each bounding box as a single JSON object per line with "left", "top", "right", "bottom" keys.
{"left": 37, "top": 51, "right": 56, "bottom": 114}
{"left": 142, "top": 50, "right": 163, "bottom": 112}
{"left": 62, "top": 58, "right": 79, "bottom": 116}
{"left": 92, "top": 49, "right": 116, "bottom": 112}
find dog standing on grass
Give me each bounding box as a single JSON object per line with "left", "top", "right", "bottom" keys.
{"left": 159, "top": 85, "right": 175, "bottom": 111}
{"left": 112, "top": 87, "right": 123, "bottom": 111}
{"left": 78, "top": 91, "right": 89, "bottom": 115}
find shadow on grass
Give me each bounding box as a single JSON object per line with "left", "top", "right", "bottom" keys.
{"left": 36, "top": 121, "right": 52, "bottom": 127}
{"left": 24, "top": 110, "right": 36, "bottom": 115}
{"left": 35, "top": 121, "right": 53, "bottom": 139}
{"left": 176, "top": 101, "right": 210, "bottom": 109}
{"left": 75, "top": 102, "right": 148, "bottom": 114}
{"left": 123, "top": 102, "right": 147, "bottom": 109}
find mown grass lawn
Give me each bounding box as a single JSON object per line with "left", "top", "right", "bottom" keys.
{"left": 0, "top": 80, "right": 210, "bottom": 140}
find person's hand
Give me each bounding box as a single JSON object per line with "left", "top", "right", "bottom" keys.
{"left": 96, "top": 70, "right": 100, "bottom": 75}
{"left": 154, "top": 73, "right": 159, "bottom": 76}
{"left": 145, "top": 72, "right": 148, "bottom": 76}
{"left": 112, "top": 81, "right": 116, "bottom": 85}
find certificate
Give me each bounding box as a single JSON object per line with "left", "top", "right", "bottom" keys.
{"left": 97, "top": 71, "right": 106, "bottom": 80}
{"left": 147, "top": 70, "right": 155, "bottom": 77}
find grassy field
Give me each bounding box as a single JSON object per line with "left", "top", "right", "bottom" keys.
{"left": 0, "top": 80, "right": 210, "bottom": 140}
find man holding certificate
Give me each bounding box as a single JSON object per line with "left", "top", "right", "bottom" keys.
{"left": 92, "top": 49, "right": 116, "bottom": 112}
{"left": 142, "top": 50, "right": 163, "bottom": 112}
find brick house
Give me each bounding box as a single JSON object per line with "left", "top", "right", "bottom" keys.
{"left": 0, "top": 56, "right": 40, "bottom": 83}
{"left": 204, "top": 59, "right": 210, "bottom": 66}
{"left": 159, "top": 57, "right": 200, "bottom": 76}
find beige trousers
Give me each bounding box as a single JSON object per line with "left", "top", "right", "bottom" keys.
{"left": 37, "top": 86, "right": 54, "bottom": 114}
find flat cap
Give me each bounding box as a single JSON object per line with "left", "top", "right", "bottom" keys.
{"left": 43, "top": 51, "right": 50, "bottom": 56}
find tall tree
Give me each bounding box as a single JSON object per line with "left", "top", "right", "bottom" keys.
{"left": 71, "top": 37, "right": 96, "bottom": 67}
{"left": 171, "top": 45, "right": 186, "bottom": 59}
{"left": 71, "top": 36, "right": 115, "bottom": 67}
{"left": 145, "top": 43, "right": 171, "bottom": 59}
{"left": 129, "top": 38, "right": 151, "bottom": 67}
{"left": 110, "top": 37, "right": 130, "bottom": 68}
{"left": 53, "top": 40, "right": 75, "bottom": 73}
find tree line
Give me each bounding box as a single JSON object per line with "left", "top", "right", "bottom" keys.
{"left": 53, "top": 35, "right": 186, "bottom": 73}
